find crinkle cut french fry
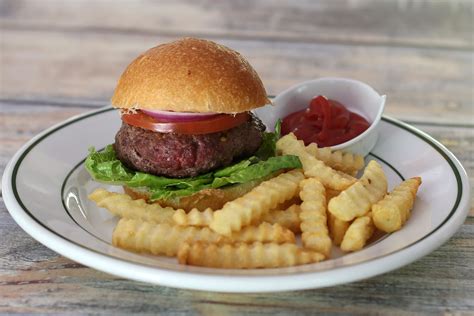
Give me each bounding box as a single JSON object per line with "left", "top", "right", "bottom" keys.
{"left": 306, "top": 143, "right": 365, "bottom": 175}
{"left": 340, "top": 213, "right": 375, "bottom": 252}
{"left": 175, "top": 204, "right": 302, "bottom": 234}
{"left": 328, "top": 160, "right": 387, "bottom": 221}
{"left": 178, "top": 242, "right": 325, "bottom": 268}
{"left": 230, "top": 222, "right": 295, "bottom": 244}
{"left": 372, "top": 177, "right": 422, "bottom": 233}
{"left": 112, "top": 219, "right": 220, "bottom": 256}
{"left": 210, "top": 169, "right": 304, "bottom": 236}
{"left": 261, "top": 204, "right": 302, "bottom": 234}
{"left": 173, "top": 208, "right": 213, "bottom": 226}
{"left": 113, "top": 219, "right": 295, "bottom": 256}
{"left": 89, "top": 188, "right": 174, "bottom": 224}
{"left": 328, "top": 212, "right": 350, "bottom": 246}
{"left": 276, "top": 133, "right": 356, "bottom": 190}
{"left": 299, "top": 178, "right": 332, "bottom": 258}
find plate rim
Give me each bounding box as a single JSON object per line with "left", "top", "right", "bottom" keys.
{"left": 2, "top": 106, "right": 471, "bottom": 293}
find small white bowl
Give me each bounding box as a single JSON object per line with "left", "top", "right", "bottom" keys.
{"left": 255, "top": 77, "right": 386, "bottom": 156}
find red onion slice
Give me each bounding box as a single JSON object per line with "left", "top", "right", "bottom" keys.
{"left": 141, "top": 109, "right": 220, "bottom": 122}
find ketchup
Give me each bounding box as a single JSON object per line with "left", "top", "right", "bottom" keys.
{"left": 281, "top": 95, "right": 370, "bottom": 147}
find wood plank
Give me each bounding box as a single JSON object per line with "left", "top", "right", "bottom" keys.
{"left": 1, "top": 0, "right": 472, "bottom": 50}
{"left": 1, "top": 30, "right": 473, "bottom": 123}
{"left": 0, "top": 196, "right": 472, "bottom": 313}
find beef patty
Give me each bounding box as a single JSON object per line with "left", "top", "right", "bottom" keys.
{"left": 114, "top": 114, "right": 265, "bottom": 178}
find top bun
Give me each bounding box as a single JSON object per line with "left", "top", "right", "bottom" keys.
{"left": 111, "top": 38, "right": 271, "bottom": 113}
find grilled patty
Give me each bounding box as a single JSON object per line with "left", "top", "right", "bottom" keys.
{"left": 114, "top": 114, "right": 265, "bottom": 178}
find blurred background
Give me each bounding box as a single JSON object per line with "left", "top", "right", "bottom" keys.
{"left": 0, "top": 0, "right": 472, "bottom": 122}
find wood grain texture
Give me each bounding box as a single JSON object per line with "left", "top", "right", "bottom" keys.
{"left": 1, "top": 0, "right": 472, "bottom": 49}
{"left": 0, "top": 196, "right": 472, "bottom": 314}
{"left": 1, "top": 30, "right": 473, "bottom": 124}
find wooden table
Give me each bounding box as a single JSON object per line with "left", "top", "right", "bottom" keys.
{"left": 1, "top": 0, "right": 473, "bottom": 314}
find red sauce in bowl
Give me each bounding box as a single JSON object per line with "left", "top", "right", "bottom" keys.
{"left": 281, "top": 95, "right": 370, "bottom": 147}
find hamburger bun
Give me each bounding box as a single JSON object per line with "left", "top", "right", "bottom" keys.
{"left": 111, "top": 37, "right": 271, "bottom": 113}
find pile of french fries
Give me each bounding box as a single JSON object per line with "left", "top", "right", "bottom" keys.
{"left": 89, "top": 132, "right": 421, "bottom": 269}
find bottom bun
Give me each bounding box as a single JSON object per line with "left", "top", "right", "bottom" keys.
{"left": 123, "top": 177, "right": 268, "bottom": 211}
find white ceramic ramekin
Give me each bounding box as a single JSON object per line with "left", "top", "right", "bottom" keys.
{"left": 255, "top": 77, "right": 386, "bottom": 156}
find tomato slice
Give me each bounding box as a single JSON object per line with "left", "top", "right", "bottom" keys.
{"left": 121, "top": 111, "right": 250, "bottom": 135}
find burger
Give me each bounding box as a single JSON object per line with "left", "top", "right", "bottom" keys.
{"left": 86, "top": 38, "right": 301, "bottom": 211}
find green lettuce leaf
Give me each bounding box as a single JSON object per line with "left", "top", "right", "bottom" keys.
{"left": 213, "top": 156, "right": 258, "bottom": 177}
{"left": 85, "top": 120, "right": 300, "bottom": 201}
{"left": 210, "top": 155, "right": 301, "bottom": 188}
{"left": 255, "top": 119, "right": 281, "bottom": 160}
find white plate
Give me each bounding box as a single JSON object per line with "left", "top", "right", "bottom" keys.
{"left": 2, "top": 106, "right": 470, "bottom": 293}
